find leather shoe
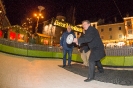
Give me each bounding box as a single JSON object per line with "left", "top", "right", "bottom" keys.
{"left": 84, "top": 78, "right": 94, "bottom": 82}
{"left": 62, "top": 65, "right": 66, "bottom": 68}
{"left": 99, "top": 70, "right": 104, "bottom": 73}
{"left": 68, "top": 65, "right": 72, "bottom": 68}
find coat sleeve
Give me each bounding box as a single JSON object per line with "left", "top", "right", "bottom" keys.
{"left": 78, "top": 27, "right": 97, "bottom": 45}
{"left": 60, "top": 33, "right": 64, "bottom": 46}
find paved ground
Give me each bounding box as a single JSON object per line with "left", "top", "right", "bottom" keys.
{"left": 60, "top": 64, "right": 133, "bottom": 86}
{"left": 0, "top": 52, "right": 133, "bottom": 88}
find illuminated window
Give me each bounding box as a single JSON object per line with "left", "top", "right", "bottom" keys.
{"left": 0, "top": 30, "right": 2, "bottom": 38}
{"left": 128, "top": 29, "right": 132, "bottom": 34}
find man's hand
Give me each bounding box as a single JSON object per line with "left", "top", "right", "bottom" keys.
{"left": 73, "top": 38, "right": 78, "bottom": 45}
{"left": 60, "top": 46, "right": 63, "bottom": 49}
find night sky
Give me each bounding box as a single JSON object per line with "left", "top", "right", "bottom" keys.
{"left": 3, "top": 0, "right": 133, "bottom": 25}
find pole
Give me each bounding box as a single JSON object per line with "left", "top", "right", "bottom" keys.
{"left": 35, "top": 17, "right": 39, "bottom": 34}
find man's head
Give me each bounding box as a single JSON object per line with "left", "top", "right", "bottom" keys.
{"left": 82, "top": 20, "right": 90, "bottom": 30}
{"left": 31, "top": 34, "right": 34, "bottom": 38}
{"left": 67, "top": 25, "right": 72, "bottom": 33}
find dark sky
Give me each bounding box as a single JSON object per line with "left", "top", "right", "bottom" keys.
{"left": 3, "top": 0, "right": 133, "bottom": 25}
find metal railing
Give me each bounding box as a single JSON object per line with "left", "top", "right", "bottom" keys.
{"left": 1, "top": 38, "right": 133, "bottom": 56}
{"left": 105, "top": 46, "right": 133, "bottom": 56}
{"left": 0, "top": 38, "right": 79, "bottom": 54}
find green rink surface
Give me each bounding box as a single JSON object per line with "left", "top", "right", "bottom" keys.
{"left": 0, "top": 45, "right": 133, "bottom": 66}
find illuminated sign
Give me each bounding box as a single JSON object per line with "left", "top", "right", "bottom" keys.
{"left": 54, "top": 20, "right": 82, "bottom": 32}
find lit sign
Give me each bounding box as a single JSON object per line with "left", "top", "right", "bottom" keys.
{"left": 54, "top": 20, "right": 82, "bottom": 32}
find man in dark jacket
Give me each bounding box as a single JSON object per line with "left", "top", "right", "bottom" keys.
{"left": 78, "top": 30, "right": 90, "bottom": 67}
{"left": 60, "top": 25, "right": 76, "bottom": 67}
{"left": 73, "top": 20, "right": 106, "bottom": 82}
{"left": 29, "top": 34, "right": 36, "bottom": 44}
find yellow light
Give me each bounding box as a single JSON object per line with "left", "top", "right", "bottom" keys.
{"left": 39, "top": 13, "right": 42, "bottom": 16}
{"left": 34, "top": 13, "right": 37, "bottom": 17}
{"left": 34, "top": 13, "right": 44, "bottom": 19}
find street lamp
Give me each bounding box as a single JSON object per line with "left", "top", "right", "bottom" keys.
{"left": 34, "top": 6, "right": 45, "bottom": 34}
{"left": 34, "top": 13, "right": 44, "bottom": 33}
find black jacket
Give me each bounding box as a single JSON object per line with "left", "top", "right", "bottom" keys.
{"left": 78, "top": 33, "right": 90, "bottom": 53}
{"left": 78, "top": 26, "right": 106, "bottom": 61}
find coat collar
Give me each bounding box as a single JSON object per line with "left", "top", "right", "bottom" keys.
{"left": 66, "top": 31, "right": 73, "bottom": 34}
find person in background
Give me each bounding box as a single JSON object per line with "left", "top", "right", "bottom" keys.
{"left": 29, "top": 34, "right": 36, "bottom": 44}
{"left": 60, "top": 25, "right": 76, "bottom": 67}
{"left": 78, "top": 29, "right": 91, "bottom": 68}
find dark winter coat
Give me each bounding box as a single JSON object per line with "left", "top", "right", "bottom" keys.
{"left": 78, "top": 26, "right": 106, "bottom": 61}
{"left": 78, "top": 33, "right": 90, "bottom": 53}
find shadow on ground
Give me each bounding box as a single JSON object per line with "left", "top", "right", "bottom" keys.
{"left": 58, "top": 64, "right": 133, "bottom": 86}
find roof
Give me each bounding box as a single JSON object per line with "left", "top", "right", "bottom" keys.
{"left": 37, "top": 33, "right": 50, "bottom": 38}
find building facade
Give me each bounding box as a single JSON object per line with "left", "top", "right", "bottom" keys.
{"left": 123, "top": 17, "right": 133, "bottom": 45}
{"left": 42, "top": 15, "right": 82, "bottom": 45}
{"left": 77, "top": 17, "right": 133, "bottom": 46}
{"left": 97, "top": 17, "right": 133, "bottom": 46}
{"left": 0, "top": 0, "right": 11, "bottom": 28}
{"left": 42, "top": 14, "right": 133, "bottom": 46}
{"left": 0, "top": 0, "right": 11, "bottom": 38}
{"left": 97, "top": 23, "right": 126, "bottom": 44}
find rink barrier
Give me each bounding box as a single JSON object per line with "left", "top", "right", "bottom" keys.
{"left": 0, "top": 38, "right": 133, "bottom": 66}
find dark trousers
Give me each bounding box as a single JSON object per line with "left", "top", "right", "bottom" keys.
{"left": 63, "top": 49, "right": 72, "bottom": 66}
{"left": 88, "top": 60, "right": 104, "bottom": 79}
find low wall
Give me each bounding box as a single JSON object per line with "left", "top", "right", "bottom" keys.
{"left": 0, "top": 38, "right": 133, "bottom": 66}
{"left": 0, "top": 44, "right": 133, "bottom": 66}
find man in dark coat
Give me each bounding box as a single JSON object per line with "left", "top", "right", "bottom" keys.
{"left": 29, "top": 34, "right": 36, "bottom": 44}
{"left": 73, "top": 20, "right": 106, "bottom": 82}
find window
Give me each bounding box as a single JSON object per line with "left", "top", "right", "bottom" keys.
{"left": 119, "top": 27, "right": 121, "bottom": 30}
{"left": 119, "top": 34, "right": 122, "bottom": 38}
{"left": 127, "top": 21, "right": 131, "bottom": 26}
{"left": 101, "top": 29, "right": 104, "bottom": 32}
{"left": 110, "top": 35, "right": 112, "bottom": 39}
{"left": 101, "top": 36, "right": 104, "bottom": 39}
{"left": 128, "top": 29, "right": 132, "bottom": 34}
{"left": 93, "top": 24, "right": 95, "bottom": 28}
{"left": 109, "top": 28, "right": 112, "bottom": 31}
